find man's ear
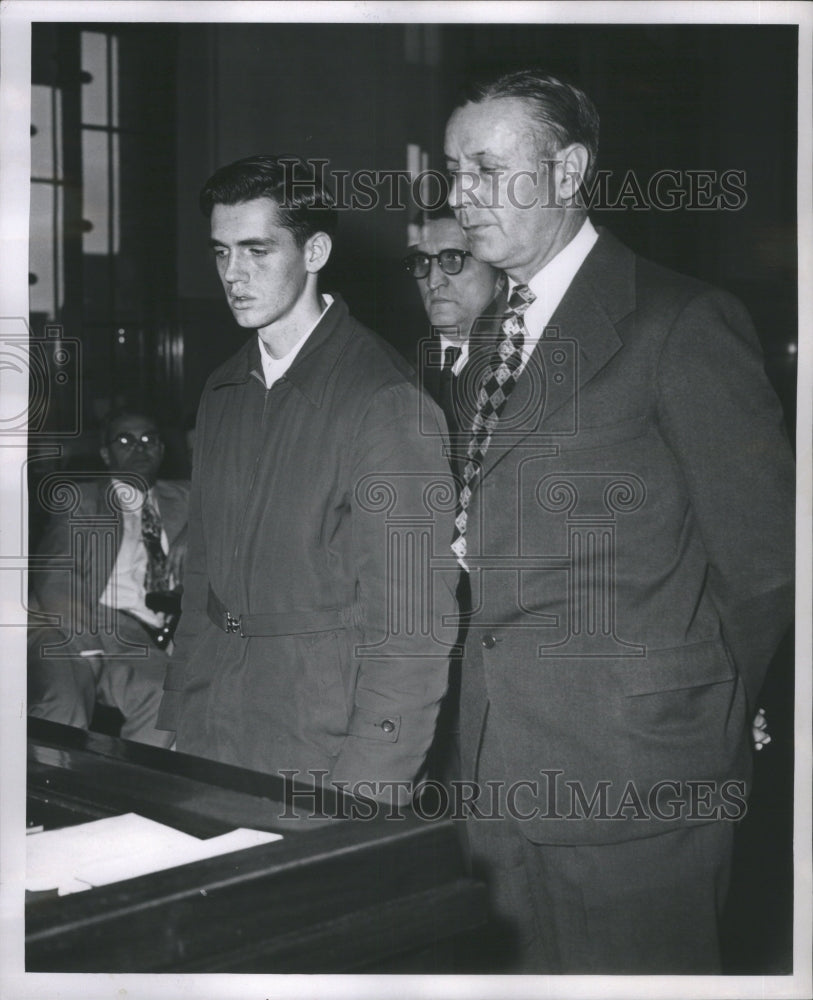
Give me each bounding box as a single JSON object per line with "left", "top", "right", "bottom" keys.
{"left": 555, "top": 143, "right": 590, "bottom": 203}
{"left": 304, "top": 231, "right": 332, "bottom": 274}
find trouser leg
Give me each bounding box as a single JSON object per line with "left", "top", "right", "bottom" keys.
{"left": 93, "top": 612, "right": 175, "bottom": 748}
{"left": 28, "top": 612, "right": 174, "bottom": 748}
{"left": 464, "top": 713, "right": 735, "bottom": 973}
{"left": 518, "top": 820, "right": 734, "bottom": 974}
{"left": 27, "top": 627, "right": 97, "bottom": 729}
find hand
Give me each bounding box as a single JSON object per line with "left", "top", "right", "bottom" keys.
{"left": 167, "top": 524, "right": 188, "bottom": 585}
{"left": 752, "top": 707, "right": 771, "bottom": 751}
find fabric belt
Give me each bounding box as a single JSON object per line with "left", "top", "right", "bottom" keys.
{"left": 206, "top": 585, "right": 354, "bottom": 637}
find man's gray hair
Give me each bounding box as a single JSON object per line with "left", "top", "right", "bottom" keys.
{"left": 460, "top": 70, "right": 600, "bottom": 186}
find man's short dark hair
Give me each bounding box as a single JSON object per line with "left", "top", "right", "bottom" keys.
{"left": 199, "top": 154, "right": 338, "bottom": 246}
{"left": 461, "top": 70, "right": 600, "bottom": 186}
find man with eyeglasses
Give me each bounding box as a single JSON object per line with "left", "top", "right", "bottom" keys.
{"left": 403, "top": 207, "right": 500, "bottom": 788}
{"left": 27, "top": 410, "right": 189, "bottom": 746}
{"left": 404, "top": 206, "right": 501, "bottom": 444}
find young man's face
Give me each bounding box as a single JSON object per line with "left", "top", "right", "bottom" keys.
{"left": 410, "top": 218, "right": 499, "bottom": 342}
{"left": 209, "top": 197, "right": 311, "bottom": 336}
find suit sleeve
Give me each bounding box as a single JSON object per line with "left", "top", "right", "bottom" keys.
{"left": 330, "top": 382, "right": 459, "bottom": 802}
{"left": 29, "top": 486, "right": 96, "bottom": 654}
{"left": 656, "top": 287, "right": 795, "bottom": 710}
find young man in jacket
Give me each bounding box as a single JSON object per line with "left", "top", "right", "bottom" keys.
{"left": 158, "top": 155, "right": 457, "bottom": 805}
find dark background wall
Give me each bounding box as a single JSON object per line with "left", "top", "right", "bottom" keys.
{"left": 174, "top": 23, "right": 797, "bottom": 435}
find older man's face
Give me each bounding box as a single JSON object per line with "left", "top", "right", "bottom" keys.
{"left": 410, "top": 218, "right": 499, "bottom": 342}
{"left": 444, "top": 96, "right": 572, "bottom": 282}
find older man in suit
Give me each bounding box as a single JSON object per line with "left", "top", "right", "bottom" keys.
{"left": 444, "top": 70, "right": 795, "bottom": 972}
{"left": 28, "top": 411, "right": 188, "bottom": 747}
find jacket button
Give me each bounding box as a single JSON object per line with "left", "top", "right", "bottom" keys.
{"left": 381, "top": 719, "right": 395, "bottom": 734}
{"left": 481, "top": 633, "right": 497, "bottom": 649}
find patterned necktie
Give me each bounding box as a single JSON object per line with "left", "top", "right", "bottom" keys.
{"left": 450, "top": 283, "right": 536, "bottom": 567}
{"left": 142, "top": 496, "right": 170, "bottom": 592}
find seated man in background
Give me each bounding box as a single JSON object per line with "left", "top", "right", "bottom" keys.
{"left": 28, "top": 411, "right": 188, "bottom": 747}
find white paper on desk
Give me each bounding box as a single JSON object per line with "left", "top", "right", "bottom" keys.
{"left": 26, "top": 812, "right": 282, "bottom": 896}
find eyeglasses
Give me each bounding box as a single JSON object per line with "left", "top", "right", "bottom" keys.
{"left": 402, "top": 249, "right": 472, "bottom": 279}
{"left": 108, "top": 431, "right": 163, "bottom": 451}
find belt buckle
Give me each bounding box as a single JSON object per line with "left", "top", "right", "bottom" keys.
{"left": 225, "top": 612, "right": 241, "bottom": 634}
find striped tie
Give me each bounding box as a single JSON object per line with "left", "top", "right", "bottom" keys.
{"left": 142, "top": 496, "right": 170, "bottom": 592}
{"left": 450, "top": 283, "right": 535, "bottom": 568}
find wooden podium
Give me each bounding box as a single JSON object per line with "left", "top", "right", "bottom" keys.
{"left": 26, "top": 718, "right": 487, "bottom": 972}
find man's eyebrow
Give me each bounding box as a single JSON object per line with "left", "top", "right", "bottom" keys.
{"left": 208, "top": 237, "right": 275, "bottom": 247}
{"left": 445, "top": 150, "right": 496, "bottom": 162}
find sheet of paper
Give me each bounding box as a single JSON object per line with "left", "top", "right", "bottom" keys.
{"left": 26, "top": 812, "right": 282, "bottom": 896}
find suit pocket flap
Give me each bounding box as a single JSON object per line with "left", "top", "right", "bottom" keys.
{"left": 346, "top": 707, "right": 401, "bottom": 742}
{"left": 613, "top": 638, "right": 735, "bottom": 696}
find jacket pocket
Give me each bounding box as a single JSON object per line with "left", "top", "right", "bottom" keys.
{"left": 346, "top": 706, "right": 401, "bottom": 742}
{"left": 611, "top": 636, "right": 735, "bottom": 696}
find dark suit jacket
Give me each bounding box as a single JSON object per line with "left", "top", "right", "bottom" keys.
{"left": 460, "top": 229, "right": 795, "bottom": 844}
{"left": 29, "top": 476, "right": 189, "bottom": 650}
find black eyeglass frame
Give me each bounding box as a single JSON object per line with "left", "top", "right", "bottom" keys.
{"left": 108, "top": 431, "right": 164, "bottom": 450}
{"left": 402, "top": 248, "right": 472, "bottom": 279}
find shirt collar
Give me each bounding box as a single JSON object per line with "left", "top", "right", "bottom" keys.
{"left": 438, "top": 335, "right": 469, "bottom": 375}
{"left": 211, "top": 293, "right": 352, "bottom": 408}
{"left": 508, "top": 216, "right": 598, "bottom": 310}
{"left": 257, "top": 294, "right": 333, "bottom": 389}
{"left": 504, "top": 217, "right": 599, "bottom": 374}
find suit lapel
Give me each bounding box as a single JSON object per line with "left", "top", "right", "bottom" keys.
{"left": 476, "top": 231, "right": 635, "bottom": 483}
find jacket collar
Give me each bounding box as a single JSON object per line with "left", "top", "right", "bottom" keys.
{"left": 209, "top": 294, "right": 353, "bottom": 408}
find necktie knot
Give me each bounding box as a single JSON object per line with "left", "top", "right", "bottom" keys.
{"left": 442, "top": 344, "right": 462, "bottom": 373}
{"left": 507, "top": 283, "right": 535, "bottom": 317}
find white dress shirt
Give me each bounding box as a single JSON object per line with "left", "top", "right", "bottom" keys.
{"left": 99, "top": 480, "right": 170, "bottom": 629}
{"left": 258, "top": 294, "right": 333, "bottom": 389}
{"left": 509, "top": 217, "right": 599, "bottom": 373}
{"left": 439, "top": 334, "right": 469, "bottom": 375}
